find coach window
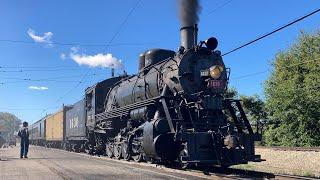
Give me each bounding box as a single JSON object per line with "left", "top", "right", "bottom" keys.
{"left": 87, "top": 92, "right": 93, "bottom": 110}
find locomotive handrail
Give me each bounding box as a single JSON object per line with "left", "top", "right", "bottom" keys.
{"left": 223, "top": 98, "right": 255, "bottom": 135}
{"left": 95, "top": 97, "right": 159, "bottom": 121}
{"left": 160, "top": 84, "right": 175, "bottom": 133}
{"left": 234, "top": 101, "right": 254, "bottom": 135}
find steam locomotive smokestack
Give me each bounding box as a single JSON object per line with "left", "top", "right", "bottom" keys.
{"left": 179, "top": 0, "right": 201, "bottom": 49}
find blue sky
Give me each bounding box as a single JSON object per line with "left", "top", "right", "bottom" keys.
{"left": 0, "top": 0, "right": 319, "bottom": 123}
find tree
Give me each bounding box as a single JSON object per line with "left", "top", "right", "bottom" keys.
{"left": 0, "top": 112, "right": 22, "bottom": 138}
{"left": 240, "top": 95, "right": 268, "bottom": 134}
{"left": 264, "top": 31, "right": 320, "bottom": 147}
{"left": 225, "top": 88, "right": 268, "bottom": 135}
{"left": 225, "top": 87, "right": 239, "bottom": 99}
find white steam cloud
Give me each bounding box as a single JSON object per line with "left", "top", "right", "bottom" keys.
{"left": 27, "top": 28, "right": 53, "bottom": 45}
{"left": 69, "top": 47, "right": 123, "bottom": 69}
{"left": 28, "top": 86, "right": 49, "bottom": 90}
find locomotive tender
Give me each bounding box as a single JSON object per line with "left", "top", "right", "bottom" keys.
{"left": 30, "top": 24, "right": 260, "bottom": 167}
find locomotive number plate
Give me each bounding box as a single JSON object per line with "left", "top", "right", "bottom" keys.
{"left": 207, "top": 80, "right": 224, "bottom": 88}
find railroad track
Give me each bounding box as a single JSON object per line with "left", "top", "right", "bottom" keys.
{"left": 274, "top": 173, "right": 317, "bottom": 180}
{"left": 256, "top": 146, "right": 320, "bottom": 152}
{"left": 36, "top": 146, "right": 317, "bottom": 179}
{"left": 188, "top": 166, "right": 317, "bottom": 179}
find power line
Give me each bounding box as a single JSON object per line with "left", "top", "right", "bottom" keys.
{"left": 232, "top": 70, "right": 268, "bottom": 80}
{"left": 40, "top": 1, "right": 142, "bottom": 117}
{"left": 0, "top": 66, "right": 116, "bottom": 75}
{"left": 0, "top": 72, "right": 110, "bottom": 86}
{"left": 0, "top": 80, "right": 90, "bottom": 85}
{"left": 222, "top": 8, "right": 320, "bottom": 56}
{"left": 0, "top": 73, "right": 105, "bottom": 81}
{"left": 40, "top": 70, "right": 90, "bottom": 114}
{"left": 103, "top": 0, "right": 142, "bottom": 52}
{"left": 0, "top": 65, "right": 75, "bottom": 69}
{"left": 232, "top": 58, "right": 320, "bottom": 80}
{"left": 0, "top": 39, "right": 155, "bottom": 47}
{"left": 207, "top": 0, "right": 234, "bottom": 15}
{"left": 0, "top": 67, "right": 118, "bottom": 72}
{"left": 0, "top": 108, "right": 47, "bottom": 111}
{"left": 0, "top": 68, "right": 81, "bottom": 72}
{"left": 0, "top": 73, "right": 110, "bottom": 86}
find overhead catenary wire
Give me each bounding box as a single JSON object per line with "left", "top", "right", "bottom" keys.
{"left": 222, "top": 8, "right": 320, "bottom": 56}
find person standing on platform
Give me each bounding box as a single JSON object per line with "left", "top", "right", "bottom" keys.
{"left": 18, "top": 122, "right": 29, "bottom": 158}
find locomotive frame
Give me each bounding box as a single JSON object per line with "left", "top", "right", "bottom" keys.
{"left": 30, "top": 24, "right": 261, "bottom": 168}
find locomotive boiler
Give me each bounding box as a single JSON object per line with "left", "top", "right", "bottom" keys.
{"left": 29, "top": 0, "right": 260, "bottom": 168}
{"left": 90, "top": 24, "right": 259, "bottom": 167}
{"left": 29, "top": 24, "right": 260, "bottom": 167}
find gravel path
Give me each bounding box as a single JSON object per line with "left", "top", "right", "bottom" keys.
{"left": 0, "top": 146, "right": 210, "bottom": 180}
{"left": 233, "top": 147, "right": 320, "bottom": 178}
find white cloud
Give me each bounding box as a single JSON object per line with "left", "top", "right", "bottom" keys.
{"left": 28, "top": 86, "right": 49, "bottom": 90}
{"left": 69, "top": 47, "right": 123, "bottom": 69}
{"left": 60, "top": 53, "right": 66, "bottom": 60}
{"left": 27, "top": 28, "right": 53, "bottom": 45}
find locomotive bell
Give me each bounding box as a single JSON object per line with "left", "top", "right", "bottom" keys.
{"left": 205, "top": 37, "right": 218, "bottom": 51}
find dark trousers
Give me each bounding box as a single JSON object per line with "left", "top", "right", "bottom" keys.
{"left": 20, "top": 139, "right": 29, "bottom": 157}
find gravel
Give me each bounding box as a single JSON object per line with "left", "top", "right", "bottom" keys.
{"left": 232, "top": 147, "right": 320, "bottom": 178}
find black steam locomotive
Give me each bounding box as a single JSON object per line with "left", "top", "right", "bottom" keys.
{"left": 31, "top": 24, "right": 260, "bottom": 167}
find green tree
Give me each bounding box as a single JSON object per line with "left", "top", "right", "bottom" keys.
{"left": 225, "top": 88, "right": 268, "bottom": 135}
{"left": 225, "top": 87, "right": 239, "bottom": 99}
{"left": 264, "top": 31, "right": 320, "bottom": 147}
{"left": 240, "top": 95, "right": 268, "bottom": 134}
{"left": 0, "top": 112, "right": 22, "bottom": 137}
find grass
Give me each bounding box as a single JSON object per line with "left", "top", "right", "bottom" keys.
{"left": 232, "top": 164, "right": 256, "bottom": 170}
{"left": 302, "top": 171, "right": 316, "bottom": 178}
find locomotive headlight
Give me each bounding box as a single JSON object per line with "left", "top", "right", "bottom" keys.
{"left": 209, "top": 65, "right": 223, "bottom": 79}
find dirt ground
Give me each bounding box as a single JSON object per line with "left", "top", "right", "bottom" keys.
{"left": 233, "top": 147, "right": 320, "bottom": 178}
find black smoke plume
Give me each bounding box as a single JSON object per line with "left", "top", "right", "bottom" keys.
{"left": 179, "top": 0, "right": 201, "bottom": 27}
